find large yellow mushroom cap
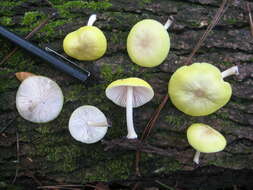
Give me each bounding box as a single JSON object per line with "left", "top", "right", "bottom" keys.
{"left": 105, "top": 77, "right": 154, "bottom": 108}
{"left": 187, "top": 123, "right": 227, "bottom": 153}
{"left": 63, "top": 26, "right": 107, "bottom": 61}
{"left": 127, "top": 19, "right": 170, "bottom": 67}
{"left": 168, "top": 63, "right": 232, "bottom": 116}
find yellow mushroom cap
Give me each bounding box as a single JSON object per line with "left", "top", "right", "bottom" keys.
{"left": 105, "top": 77, "right": 154, "bottom": 108}
{"left": 187, "top": 123, "right": 227, "bottom": 153}
{"left": 168, "top": 63, "right": 232, "bottom": 116}
{"left": 127, "top": 19, "right": 170, "bottom": 67}
{"left": 63, "top": 26, "right": 107, "bottom": 61}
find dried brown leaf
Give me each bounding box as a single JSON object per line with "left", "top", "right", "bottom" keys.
{"left": 15, "top": 72, "right": 36, "bottom": 81}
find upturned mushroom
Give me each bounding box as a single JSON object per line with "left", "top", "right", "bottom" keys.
{"left": 127, "top": 17, "right": 172, "bottom": 67}
{"left": 63, "top": 14, "right": 107, "bottom": 61}
{"left": 16, "top": 75, "right": 64, "bottom": 123}
{"left": 168, "top": 63, "right": 239, "bottom": 116}
{"left": 68, "top": 105, "right": 109, "bottom": 144}
{"left": 187, "top": 123, "right": 227, "bottom": 164}
{"left": 105, "top": 78, "right": 154, "bottom": 139}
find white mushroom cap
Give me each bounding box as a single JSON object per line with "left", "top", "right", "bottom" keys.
{"left": 68, "top": 105, "right": 108, "bottom": 144}
{"left": 16, "top": 76, "right": 64, "bottom": 123}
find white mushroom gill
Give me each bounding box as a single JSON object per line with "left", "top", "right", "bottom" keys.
{"left": 16, "top": 76, "right": 64, "bottom": 123}
{"left": 126, "top": 86, "right": 137, "bottom": 139}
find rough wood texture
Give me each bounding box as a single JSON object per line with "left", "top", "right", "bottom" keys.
{"left": 0, "top": 0, "right": 253, "bottom": 189}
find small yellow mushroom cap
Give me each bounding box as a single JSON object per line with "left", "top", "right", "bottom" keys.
{"left": 187, "top": 123, "right": 227, "bottom": 153}
{"left": 168, "top": 63, "right": 232, "bottom": 116}
{"left": 63, "top": 26, "right": 107, "bottom": 61}
{"left": 127, "top": 19, "right": 170, "bottom": 67}
{"left": 105, "top": 77, "right": 154, "bottom": 108}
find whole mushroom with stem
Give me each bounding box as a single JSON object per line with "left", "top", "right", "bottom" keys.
{"left": 16, "top": 75, "right": 64, "bottom": 123}
{"left": 105, "top": 78, "right": 154, "bottom": 139}
{"left": 168, "top": 63, "right": 239, "bottom": 116}
{"left": 127, "top": 17, "right": 173, "bottom": 67}
{"left": 63, "top": 14, "right": 107, "bottom": 61}
{"left": 68, "top": 105, "right": 109, "bottom": 144}
{"left": 187, "top": 123, "right": 227, "bottom": 164}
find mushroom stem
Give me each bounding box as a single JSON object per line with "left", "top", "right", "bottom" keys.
{"left": 221, "top": 65, "right": 239, "bottom": 78}
{"left": 164, "top": 16, "right": 174, "bottom": 30}
{"left": 87, "top": 14, "right": 97, "bottom": 26}
{"left": 126, "top": 86, "right": 138, "bottom": 139}
{"left": 193, "top": 151, "right": 201, "bottom": 164}
{"left": 87, "top": 121, "right": 108, "bottom": 127}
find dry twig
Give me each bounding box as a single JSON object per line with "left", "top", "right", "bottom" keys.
{"left": 246, "top": 2, "right": 253, "bottom": 37}
{"left": 12, "top": 128, "right": 20, "bottom": 184}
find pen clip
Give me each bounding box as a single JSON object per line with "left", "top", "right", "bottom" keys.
{"left": 45, "top": 47, "right": 91, "bottom": 77}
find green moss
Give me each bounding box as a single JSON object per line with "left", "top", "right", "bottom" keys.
{"left": 0, "top": 1, "right": 23, "bottom": 16}
{"left": 39, "top": 19, "right": 70, "bottom": 39}
{"left": 48, "top": 0, "right": 66, "bottom": 5}
{"left": 155, "top": 158, "right": 181, "bottom": 173}
{"left": 140, "top": 154, "right": 182, "bottom": 175}
{"left": 107, "top": 12, "right": 140, "bottom": 28}
{"left": 220, "top": 61, "right": 233, "bottom": 67}
{"left": 142, "top": 0, "right": 153, "bottom": 3}
{"left": 56, "top": 0, "right": 112, "bottom": 17}
{"left": 3, "top": 50, "right": 37, "bottom": 71}
{"left": 165, "top": 115, "right": 185, "bottom": 127}
{"left": 100, "top": 64, "right": 125, "bottom": 83}
{"left": 109, "top": 31, "right": 127, "bottom": 44}
{"left": 226, "top": 18, "right": 238, "bottom": 25}
{"left": 0, "top": 71, "right": 18, "bottom": 93}
{"left": 0, "top": 182, "right": 24, "bottom": 190}
{"left": 189, "top": 21, "right": 200, "bottom": 27}
{"left": 22, "top": 11, "right": 44, "bottom": 26}
{"left": 35, "top": 125, "right": 51, "bottom": 135}
{"left": 84, "top": 154, "right": 132, "bottom": 182}
{"left": 0, "top": 17, "right": 13, "bottom": 26}
{"left": 1, "top": 1, "right": 21, "bottom": 6}
{"left": 30, "top": 132, "right": 81, "bottom": 172}
{"left": 216, "top": 111, "right": 229, "bottom": 120}
{"left": 64, "top": 84, "right": 85, "bottom": 103}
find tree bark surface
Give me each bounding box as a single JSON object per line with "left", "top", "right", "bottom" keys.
{"left": 0, "top": 0, "right": 253, "bottom": 189}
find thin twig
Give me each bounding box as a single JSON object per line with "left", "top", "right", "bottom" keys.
{"left": 134, "top": 0, "right": 230, "bottom": 176}
{"left": 0, "top": 116, "right": 17, "bottom": 133}
{"left": 246, "top": 2, "right": 253, "bottom": 37}
{"left": 103, "top": 139, "right": 177, "bottom": 157}
{"left": 12, "top": 128, "right": 20, "bottom": 184}
{"left": 185, "top": 0, "right": 229, "bottom": 65}
{"left": 135, "top": 94, "right": 169, "bottom": 176}
{"left": 37, "top": 186, "right": 81, "bottom": 190}
{"left": 0, "top": 12, "right": 57, "bottom": 66}
{"left": 155, "top": 180, "right": 175, "bottom": 190}
{"left": 38, "top": 184, "right": 84, "bottom": 189}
